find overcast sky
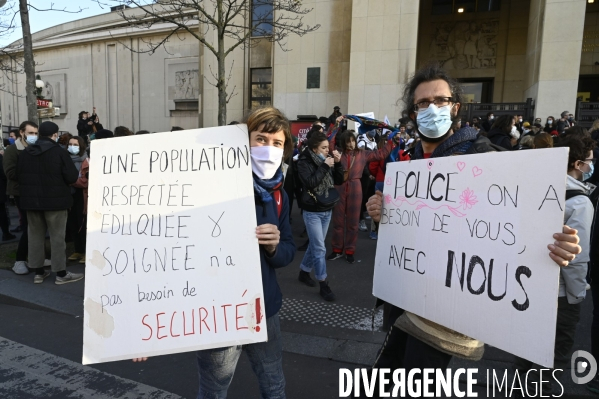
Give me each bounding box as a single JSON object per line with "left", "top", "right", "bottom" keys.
{"left": 1, "top": 0, "right": 108, "bottom": 47}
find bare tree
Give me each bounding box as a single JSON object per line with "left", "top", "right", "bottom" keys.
{"left": 0, "top": 1, "right": 84, "bottom": 124}
{"left": 95, "top": 0, "right": 319, "bottom": 126}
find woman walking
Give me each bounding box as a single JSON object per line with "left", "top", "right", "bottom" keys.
{"left": 296, "top": 131, "right": 344, "bottom": 301}
{"left": 327, "top": 130, "right": 395, "bottom": 263}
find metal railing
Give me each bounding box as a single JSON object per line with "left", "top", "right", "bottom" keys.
{"left": 461, "top": 98, "right": 535, "bottom": 123}
{"left": 575, "top": 101, "right": 599, "bottom": 129}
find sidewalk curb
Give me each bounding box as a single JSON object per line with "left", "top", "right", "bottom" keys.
{"left": 0, "top": 276, "right": 83, "bottom": 318}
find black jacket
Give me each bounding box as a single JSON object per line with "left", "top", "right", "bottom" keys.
{"left": 17, "top": 137, "right": 79, "bottom": 211}
{"left": 486, "top": 127, "right": 514, "bottom": 151}
{"left": 296, "top": 149, "right": 344, "bottom": 212}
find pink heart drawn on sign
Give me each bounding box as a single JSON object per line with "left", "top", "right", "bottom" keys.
{"left": 427, "top": 160, "right": 434, "bottom": 170}
{"left": 472, "top": 166, "right": 483, "bottom": 177}
{"left": 457, "top": 161, "right": 466, "bottom": 172}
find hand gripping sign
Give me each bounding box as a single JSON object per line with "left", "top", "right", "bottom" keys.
{"left": 373, "top": 149, "right": 568, "bottom": 367}
{"left": 82, "top": 125, "right": 266, "bottom": 365}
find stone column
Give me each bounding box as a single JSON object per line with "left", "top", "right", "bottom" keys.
{"left": 347, "top": 0, "right": 419, "bottom": 121}
{"left": 524, "top": 0, "right": 586, "bottom": 120}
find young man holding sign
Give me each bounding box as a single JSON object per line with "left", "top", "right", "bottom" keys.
{"left": 133, "top": 107, "right": 296, "bottom": 399}
{"left": 365, "top": 64, "right": 582, "bottom": 392}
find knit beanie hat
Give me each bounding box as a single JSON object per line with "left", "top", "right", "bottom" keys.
{"left": 39, "top": 121, "right": 59, "bottom": 137}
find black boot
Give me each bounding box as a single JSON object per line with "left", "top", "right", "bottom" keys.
{"left": 298, "top": 270, "right": 316, "bottom": 287}
{"left": 319, "top": 280, "right": 335, "bottom": 301}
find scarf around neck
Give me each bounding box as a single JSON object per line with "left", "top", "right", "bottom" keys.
{"left": 307, "top": 149, "right": 334, "bottom": 197}
{"left": 70, "top": 152, "right": 88, "bottom": 172}
{"left": 253, "top": 168, "right": 283, "bottom": 203}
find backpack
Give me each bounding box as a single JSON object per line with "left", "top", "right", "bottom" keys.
{"left": 465, "top": 135, "right": 507, "bottom": 154}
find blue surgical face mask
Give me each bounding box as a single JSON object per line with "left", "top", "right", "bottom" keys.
{"left": 582, "top": 162, "right": 594, "bottom": 181}
{"left": 26, "top": 135, "right": 38, "bottom": 144}
{"left": 8, "top": 138, "right": 15, "bottom": 145}
{"left": 416, "top": 104, "right": 454, "bottom": 139}
{"left": 68, "top": 146, "right": 80, "bottom": 155}
{"left": 317, "top": 153, "right": 326, "bottom": 161}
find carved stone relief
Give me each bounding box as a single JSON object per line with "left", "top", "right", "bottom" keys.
{"left": 175, "top": 70, "right": 199, "bottom": 100}
{"left": 428, "top": 20, "right": 499, "bottom": 70}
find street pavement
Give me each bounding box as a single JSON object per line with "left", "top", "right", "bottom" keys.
{"left": 0, "top": 204, "right": 596, "bottom": 398}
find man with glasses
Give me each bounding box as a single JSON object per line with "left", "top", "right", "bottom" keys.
{"left": 365, "top": 63, "right": 583, "bottom": 394}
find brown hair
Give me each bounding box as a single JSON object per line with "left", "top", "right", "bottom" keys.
{"left": 58, "top": 133, "right": 73, "bottom": 147}
{"left": 339, "top": 130, "right": 357, "bottom": 152}
{"left": 534, "top": 133, "right": 553, "bottom": 149}
{"left": 245, "top": 107, "right": 293, "bottom": 159}
{"left": 114, "top": 126, "right": 134, "bottom": 137}
{"left": 555, "top": 135, "right": 596, "bottom": 171}
{"left": 69, "top": 135, "right": 88, "bottom": 156}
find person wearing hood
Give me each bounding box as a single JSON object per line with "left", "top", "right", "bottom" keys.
{"left": 487, "top": 114, "right": 516, "bottom": 150}
{"left": 515, "top": 134, "right": 595, "bottom": 392}
{"left": 364, "top": 63, "right": 583, "bottom": 393}
{"left": 4, "top": 121, "right": 39, "bottom": 275}
{"left": 17, "top": 121, "right": 82, "bottom": 285}
{"left": 65, "top": 136, "right": 88, "bottom": 264}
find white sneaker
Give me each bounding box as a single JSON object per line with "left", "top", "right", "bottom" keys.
{"left": 55, "top": 271, "right": 84, "bottom": 285}
{"left": 43, "top": 259, "right": 52, "bottom": 267}
{"left": 12, "top": 261, "right": 29, "bottom": 275}
{"left": 359, "top": 220, "right": 367, "bottom": 232}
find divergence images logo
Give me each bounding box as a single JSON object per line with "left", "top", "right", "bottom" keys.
{"left": 571, "top": 350, "right": 597, "bottom": 384}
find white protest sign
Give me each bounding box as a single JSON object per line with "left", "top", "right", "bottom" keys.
{"left": 351, "top": 112, "right": 375, "bottom": 132}
{"left": 82, "top": 125, "right": 267, "bottom": 365}
{"left": 373, "top": 149, "right": 568, "bottom": 367}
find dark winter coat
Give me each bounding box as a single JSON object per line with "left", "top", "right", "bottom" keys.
{"left": 486, "top": 127, "right": 514, "bottom": 151}
{"left": 3, "top": 138, "right": 27, "bottom": 196}
{"left": 17, "top": 137, "right": 79, "bottom": 211}
{"left": 296, "top": 149, "right": 344, "bottom": 212}
{"left": 255, "top": 187, "right": 295, "bottom": 319}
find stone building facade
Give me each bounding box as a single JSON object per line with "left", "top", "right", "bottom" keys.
{"left": 0, "top": 0, "right": 597, "bottom": 133}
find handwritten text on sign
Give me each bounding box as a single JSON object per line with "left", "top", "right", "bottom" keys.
{"left": 82, "top": 125, "right": 266, "bottom": 365}
{"left": 373, "top": 149, "right": 568, "bottom": 367}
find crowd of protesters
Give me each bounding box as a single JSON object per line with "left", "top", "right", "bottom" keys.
{"left": 1, "top": 62, "right": 598, "bottom": 398}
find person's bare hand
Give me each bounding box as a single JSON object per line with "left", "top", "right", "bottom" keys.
{"left": 333, "top": 150, "right": 341, "bottom": 163}
{"left": 548, "top": 225, "right": 581, "bottom": 267}
{"left": 132, "top": 357, "right": 148, "bottom": 362}
{"left": 366, "top": 191, "right": 383, "bottom": 223}
{"left": 324, "top": 157, "right": 335, "bottom": 167}
{"left": 256, "top": 224, "right": 280, "bottom": 255}
{"left": 336, "top": 116, "right": 344, "bottom": 123}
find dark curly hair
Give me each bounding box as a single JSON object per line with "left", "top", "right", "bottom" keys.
{"left": 491, "top": 115, "right": 515, "bottom": 134}
{"left": 402, "top": 62, "right": 463, "bottom": 126}
{"left": 305, "top": 131, "right": 328, "bottom": 151}
{"left": 555, "top": 135, "right": 596, "bottom": 171}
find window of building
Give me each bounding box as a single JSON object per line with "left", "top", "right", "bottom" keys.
{"left": 250, "top": 68, "right": 272, "bottom": 109}
{"left": 307, "top": 67, "right": 320, "bottom": 89}
{"left": 432, "top": 0, "right": 500, "bottom": 14}
{"left": 252, "top": 0, "right": 273, "bottom": 37}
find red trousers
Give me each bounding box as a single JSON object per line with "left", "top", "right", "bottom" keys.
{"left": 331, "top": 178, "right": 362, "bottom": 255}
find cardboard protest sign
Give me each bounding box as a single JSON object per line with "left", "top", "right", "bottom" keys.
{"left": 82, "top": 125, "right": 266, "bottom": 365}
{"left": 373, "top": 149, "right": 568, "bottom": 367}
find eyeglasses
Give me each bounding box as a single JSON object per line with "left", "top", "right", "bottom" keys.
{"left": 412, "top": 97, "right": 454, "bottom": 112}
{"left": 583, "top": 158, "right": 596, "bottom": 165}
